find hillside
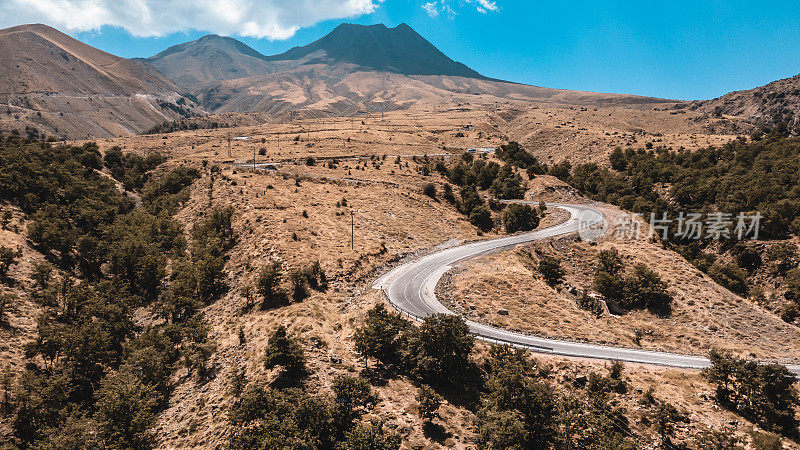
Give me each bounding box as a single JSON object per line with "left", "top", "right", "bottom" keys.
{"left": 0, "top": 24, "right": 202, "bottom": 138}
{"left": 693, "top": 73, "right": 800, "bottom": 130}
{"left": 1, "top": 112, "right": 799, "bottom": 448}
{"left": 143, "top": 34, "right": 279, "bottom": 91}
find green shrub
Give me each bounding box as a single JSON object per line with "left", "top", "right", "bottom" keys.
{"left": 423, "top": 183, "right": 437, "bottom": 199}
{"left": 416, "top": 385, "right": 442, "bottom": 422}
{"left": 404, "top": 314, "right": 474, "bottom": 384}
{"left": 353, "top": 304, "right": 408, "bottom": 367}
{"left": 502, "top": 204, "right": 539, "bottom": 233}
{"left": 621, "top": 264, "right": 672, "bottom": 314}
{"left": 538, "top": 256, "right": 565, "bottom": 286}
{"left": 340, "top": 420, "right": 401, "bottom": 450}
{"left": 707, "top": 262, "right": 748, "bottom": 296}
{"left": 290, "top": 268, "right": 309, "bottom": 302}
{"left": 257, "top": 262, "right": 285, "bottom": 309}
{"left": 264, "top": 325, "right": 307, "bottom": 378}
{"left": 704, "top": 350, "right": 799, "bottom": 436}
{"left": 469, "top": 205, "right": 494, "bottom": 232}
{"left": 594, "top": 250, "right": 672, "bottom": 315}
{"left": 0, "top": 246, "right": 21, "bottom": 278}
{"left": 93, "top": 371, "right": 159, "bottom": 449}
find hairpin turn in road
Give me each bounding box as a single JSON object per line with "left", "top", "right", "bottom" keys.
{"left": 373, "top": 203, "right": 800, "bottom": 375}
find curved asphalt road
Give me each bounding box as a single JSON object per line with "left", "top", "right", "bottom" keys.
{"left": 374, "top": 203, "right": 800, "bottom": 373}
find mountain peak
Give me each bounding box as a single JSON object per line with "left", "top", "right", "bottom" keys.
{"left": 197, "top": 34, "right": 223, "bottom": 41}
{"left": 144, "top": 32, "right": 275, "bottom": 90}
{"left": 151, "top": 33, "right": 267, "bottom": 61}
{"left": 265, "top": 22, "right": 487, "bottom": 79}
{"left": 0, "top": 23, "right": 57, "bottom": 35}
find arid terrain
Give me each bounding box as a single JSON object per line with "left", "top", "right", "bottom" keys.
{"left": 444, "top": 221, "right": 800, "bottom": 363}
{"left": 0, "top": 24, "right": 203, "bottom": 139}
{"left": 0, "top": 109, "right": 772, "bottom": 447}
{"left": 82, "top": 102, "right": 741, "bottom": 168}
{"left": 2, "top": 18, "right": 800, "bottom": 450}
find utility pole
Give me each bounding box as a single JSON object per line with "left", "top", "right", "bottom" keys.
{"left": 227, "top": 132, "right": 231, "bottom": 157}
{"left": 350, "top": 211, "right": 355, "bottom": 251}
{"left": 253, "top": 145, "right": 256, "bottom": 171}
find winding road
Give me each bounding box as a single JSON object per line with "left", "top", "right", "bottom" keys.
{"left": 373, "top": 203, "right": 800, "bottom": 374}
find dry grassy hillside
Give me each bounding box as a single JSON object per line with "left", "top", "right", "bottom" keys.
{"left": 196, "top": 67, "right": 671, "bottom": 119}
{"left": 0, "top": 24, "right": 202, "bottom": 139}
{"left": 692, "top": 73, "right": 800, "bottom": 130}
{"left": 69, "top": 119, "right": 793, "bottom": 447}
{"left": 445, "top": 228, "right": 800, "bottom": 363}
{"left": 0, "top": 208, "right": 44, "bottom": 375}
{"left": 83, "top": 102, "right": 739, "bottom": 169}
{"left": 129, "top": 156, "right": 791, "bottom": 448}
{"left": 0, "top": 111, "right": 793, "bottom": 448}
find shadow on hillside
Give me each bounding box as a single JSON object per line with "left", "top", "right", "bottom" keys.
{"left": 428, "top": 363, "right": 484, "bottom": 410}
{"left": 423, "top": 421, "right": 452, "bottom": 443}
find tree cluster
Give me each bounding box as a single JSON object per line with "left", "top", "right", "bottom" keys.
{"left": 495, "top": 141, "right": 548, "bottom": 179}
{"left": 477, "top": 346, "right": 636, "bottom": 449}
{"left": 255, "top": 260, "right": 328, "bottom": 310}
{"left": 562, "top": 137, "right": 800, "bottom": 240}
{"left": 104, "top": 146, "right": 165, "bottom": 191}
{"left": 0, "top": 141, "right": 230, "bottom": 448}
{"left": 502, "top": 204, "right": 540, "bottom": 234}
{"left": 353, "top": 305, "right": 474, "bottom": 385}
{"left": 228, "top": 325, "right": 400, "bottom": 450}
{"left": 593, "top": 248, "right": 672, "bottom": 315}
{"left": 704, "top": 350, "right": 799, "bottom": 437}
{"left": 446, "top": 156, "right": 526, "bottom": 201}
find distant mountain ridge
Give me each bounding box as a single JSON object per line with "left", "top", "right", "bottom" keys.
{"left": 141, "top": 34, "right": 278, "bottom": 91}
{"left": 143, "top": 23, "right": 493, "bottom": 91}
{"left": 1, "top": 22, "right": 698, "bottom": 138}
{"left": 144, "top": 22, "right": 666, "bottom": 118}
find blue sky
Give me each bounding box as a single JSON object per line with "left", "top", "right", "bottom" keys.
{"left": 5, "top": 0, "right": 800, "bottom": 100}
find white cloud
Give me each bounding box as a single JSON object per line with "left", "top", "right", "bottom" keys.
{"left": 0, "top": 0, "right": 382, "bottom": 39}
{"left": 475, "top": 0, "right": 498, "bottom": 12}
{"left": 422, "top": 2, "right": 439, "bottom": 17}
{"left": 423, "top": 0, "right": 497, "bottom": 19}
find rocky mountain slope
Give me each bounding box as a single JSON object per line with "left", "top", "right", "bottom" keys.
{"left": 0, "top": 24, "right": 201, "bottom": 138}
{"left": 142, "top": 34, "right": 279, "bottom": 91}
{"left": 692, "top": 73, "right": 800, "bottom": 129}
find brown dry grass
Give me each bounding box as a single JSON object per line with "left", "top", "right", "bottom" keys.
{"left": 446, "top": 217, "right": 800, "bottom": 364}
{"left": 0, "top": 207, "right": 44, "bottom": 373}
{"left": 75, "top": 98, "right": 739, "bottom": 170}
{"left": 0, "top": 106, "right": 785, "bottom": 448}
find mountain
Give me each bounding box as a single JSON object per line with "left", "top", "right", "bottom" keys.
{"left": 145, "top": 23, "right": 490, "bottom": 90}
{"left": 264, "top": 23, "right": 490, "bottom": 79}
{"left": 147, "top": 23, "right": 667, "bottom": 117}
{"left": 0, "top": 24, "right": 201, "bottom": 138}
{"left": 143, "top": 34, "right": 278, "bottom": 91}
{"left": 693, "top": 74, "right": 800, "bottom": 129}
